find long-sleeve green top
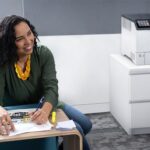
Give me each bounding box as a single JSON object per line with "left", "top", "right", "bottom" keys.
{"left": 0, "top": 45, "right": 58, "bottom": 107}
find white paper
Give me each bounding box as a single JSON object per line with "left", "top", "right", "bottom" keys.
{"left": 9, "top": 120, "right": 53, "bottom": 136}
{"left": 7, "top": 108, "right": 53, "bottom": 136}
{"left": 56, "top": 120, "right": 76, "bottom": 130}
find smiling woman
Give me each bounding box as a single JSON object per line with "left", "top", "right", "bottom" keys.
{"left": 0, "top": 15, "right": 58, "bottom": 134}
{"left": 0, "top": 15, "right": 92, "bottom": 150}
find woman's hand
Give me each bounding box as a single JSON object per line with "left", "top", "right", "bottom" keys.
{"left": 0, "top": 106, "right": 15, "bottom": 135}
{"left": 30, "top": 102, "right": 52, "bottom": 124}
{"left": 30, "top": 108, "right": 49, "bottom": 124}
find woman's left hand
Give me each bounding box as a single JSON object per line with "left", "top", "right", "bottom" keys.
{"left": 29, "top": 102, "right": 52, "bottom": 124}
{"left": 30, "top": 109, "right": 49, "bottom": 124}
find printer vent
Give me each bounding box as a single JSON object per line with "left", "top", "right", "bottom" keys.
{"left": 122, "top": 18, "right": 131, "bottom": 31}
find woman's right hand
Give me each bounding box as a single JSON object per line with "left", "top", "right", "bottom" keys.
{"left": 0, "top": 106, "right": 15, "bottom": 135}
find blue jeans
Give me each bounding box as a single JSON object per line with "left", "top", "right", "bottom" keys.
{"left": 62, "top": 104, "right": 92, "bottom": 150}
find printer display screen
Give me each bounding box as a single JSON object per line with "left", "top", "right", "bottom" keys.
{"left": 136, "top": 20, "right": 150, "bottom": 28}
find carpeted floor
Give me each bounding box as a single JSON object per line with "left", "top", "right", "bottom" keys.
{"left": 87, "top": 113, "right": 150, "bottom": 150}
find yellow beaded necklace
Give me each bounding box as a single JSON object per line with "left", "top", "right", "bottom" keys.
{"left": 14, "top": 55, "right": 31, "bottom": 80}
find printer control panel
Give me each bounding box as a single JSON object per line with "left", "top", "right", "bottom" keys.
{"left": 136, "top": 19, "right": 150, "bottom": 28}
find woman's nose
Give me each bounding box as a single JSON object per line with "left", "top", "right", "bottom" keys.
{"left": 24, "top": 37, "right": 30, "bottom": 44}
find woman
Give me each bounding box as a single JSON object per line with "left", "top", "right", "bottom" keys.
{"left": 0, "top": 15, "right": 92, "bottom": 150}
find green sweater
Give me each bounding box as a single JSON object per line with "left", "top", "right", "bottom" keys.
{"left": 0, "top": 45, "right": 58, "bottom": 108}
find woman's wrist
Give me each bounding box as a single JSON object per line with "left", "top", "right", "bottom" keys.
{"left": 42, "top": 102, "right": 52, "bottom": 117}
{"left": 0, "top": 106, "right": 5, "bottom": 112}
{"left": 0, "top": 106, "right": 7, "bottom": 116}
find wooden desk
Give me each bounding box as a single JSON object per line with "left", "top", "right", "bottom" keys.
{"left": 0, "top": 109, "right": 82, "bottom": 150}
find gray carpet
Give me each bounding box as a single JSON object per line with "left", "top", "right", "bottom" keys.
{"left": 87, "top": 113, "right": 150, "bottom": 150}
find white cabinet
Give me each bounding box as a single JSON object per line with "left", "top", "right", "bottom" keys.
{"left": 110, "top": 54, "right": 150, "bottom": 134}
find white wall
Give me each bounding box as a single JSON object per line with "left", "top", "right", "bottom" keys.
{"left": 39, "top": 34, "right": 121, "bottom": 114}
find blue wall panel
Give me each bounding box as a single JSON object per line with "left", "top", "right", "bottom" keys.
{"left": 24, "top": 0, "right": 150, "bottom": 35}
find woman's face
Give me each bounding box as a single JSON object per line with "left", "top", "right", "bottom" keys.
{"left": 14, "top": 21, "right": 35, "bottom": 58}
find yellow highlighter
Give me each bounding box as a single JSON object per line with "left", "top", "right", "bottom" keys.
{"left": 51, "top": 111, "right": 56, "bottom": 124}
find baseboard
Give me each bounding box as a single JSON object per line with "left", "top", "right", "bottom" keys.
{"left": 72, "top": 102, "right": 110, "bottom": 114}
{"left": 131, "top": 127, "right": 150, "bottom": 135}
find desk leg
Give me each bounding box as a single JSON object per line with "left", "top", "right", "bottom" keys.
{"left": 63, "top": 135, "right": 82, "bottom": 150}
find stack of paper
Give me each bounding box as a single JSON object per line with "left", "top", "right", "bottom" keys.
{"left": 56, "top": 120, "right": 76, "bottom": 130}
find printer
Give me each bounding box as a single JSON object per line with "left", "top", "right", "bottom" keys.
{"left": 121, "top": 14, "right": 150, "bottom": 65}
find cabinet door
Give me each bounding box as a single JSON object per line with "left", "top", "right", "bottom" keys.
{"left": 130, "top": 74, "right": 150, "bottom": 102}
{"left": 132, "top": 103, "right": 150, "bottom": 128}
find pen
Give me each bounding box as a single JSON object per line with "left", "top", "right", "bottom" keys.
{"left": 35, "top": 96, "right": 45, "bottom": 112}
{"left": 51, "top": 111, "right": 56, "bottom": 124}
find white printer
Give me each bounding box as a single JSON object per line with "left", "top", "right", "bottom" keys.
{"left": 121, "top": 14, "right": 150, "bottom": 65}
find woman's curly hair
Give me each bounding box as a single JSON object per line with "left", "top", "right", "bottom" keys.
{"left": 0, "top": 15, "right": 38, "bottom": 66}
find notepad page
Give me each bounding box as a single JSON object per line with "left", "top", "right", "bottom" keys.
{"left": 56, "top": 120, "right": 76, "bottom": 130}
{"left": 9, "top": 120, "right": 53, "bottom": 136}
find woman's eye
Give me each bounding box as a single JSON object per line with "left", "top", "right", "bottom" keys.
{"left": 15, "top": 37, "right": 23, "bottom": 42}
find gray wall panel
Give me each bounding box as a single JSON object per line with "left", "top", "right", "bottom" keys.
{"left": 0, "top": 0, "right": 23, "bottom": 21}
{"left": 23, "top": 0, "right": 150, "bottom": 35}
